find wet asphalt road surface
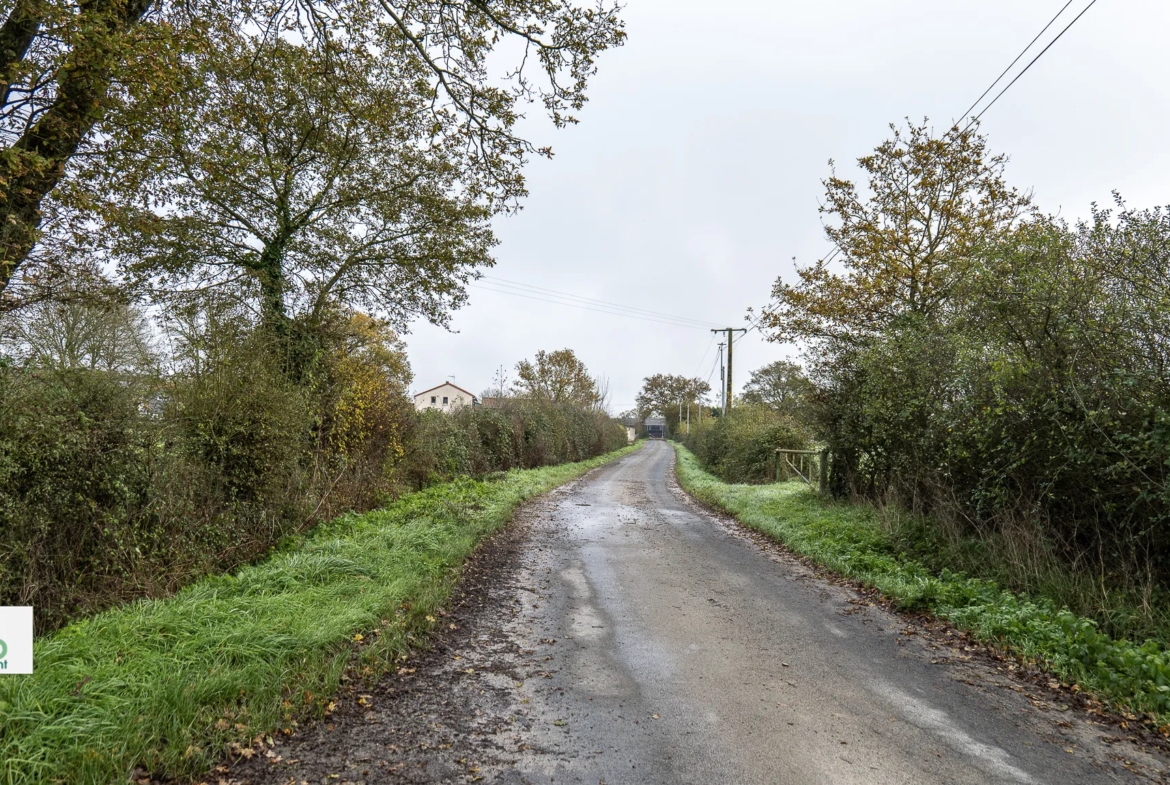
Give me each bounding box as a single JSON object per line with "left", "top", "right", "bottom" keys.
{"left": 227, "top": 440, "right": 1170, "bottom": 784}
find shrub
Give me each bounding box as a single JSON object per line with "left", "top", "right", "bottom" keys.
{"left": 809, "top": 207, "right": 1170, "bottom": 635}
{"left": 395, "top": 398, "right": 627, "bottom": 489}
{"left": 0, "top": 367, "right": 159, "bottom": 628}
{"left": 684, "top": 403, "right": 811, "bottom": 483}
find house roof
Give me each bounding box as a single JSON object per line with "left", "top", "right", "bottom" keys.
{"left": 415, "top": 381, "right": 478, "bottom": 400}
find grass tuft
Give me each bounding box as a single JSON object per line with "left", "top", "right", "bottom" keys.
{"left": 0, "top": 442, "right": 640, "bottom": 785}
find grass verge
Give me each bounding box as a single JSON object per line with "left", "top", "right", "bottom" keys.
{"left": 0, "top": 442, "right": 641, "bottom": 785}
{"left": 672, "top": 443, "right": 1170, "bottom": 728}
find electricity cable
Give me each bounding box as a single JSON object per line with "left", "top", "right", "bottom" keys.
{"left": 477, "top": 7, "right": 1101, "bottom": 341}
{"left": 953, "top": 0, "right": 1076, "bottom": 129}
{"left": 470, "top": 283, "right": 708, "bottom": 329}
{"left": 480, "top": 275, "right": 725, "bottom": 329}
{"left": 809, "top": 2, "right": 1096, "bottom": 295}
{"left": 962, "top": 0, "right": 1098, "bottom": 132}
{"left": 468, "top": 283, "right": 714, "bottom": 330}
{"left": 692, "top": 333, "right": 717, "bottom": 377}
{"left": 705, "top": 349, "right": 721, "bottom": 385}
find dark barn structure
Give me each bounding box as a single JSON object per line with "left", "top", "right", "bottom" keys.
{"left": 644, "top": 416, "right": 666, "bottom": 439}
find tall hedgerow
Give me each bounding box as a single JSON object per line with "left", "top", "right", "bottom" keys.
{"left": 0, "top": 302, "right": 626, "bottom": 634}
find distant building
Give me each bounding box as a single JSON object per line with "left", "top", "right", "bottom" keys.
{"left": 480, "top": 396, "right": 507, "bottom": 409}
{"left": 644, "top": 416, "right": 666, "bottom": 439}
{"left": 415, "top": 382, "right": 478, "bottom": 413}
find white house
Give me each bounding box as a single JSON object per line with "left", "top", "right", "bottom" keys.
{"left": 414, "top": 382, "right": 478, "bottom": 413}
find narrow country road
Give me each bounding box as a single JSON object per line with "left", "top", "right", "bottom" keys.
{"left": 228, "top": 441, "right": 1169, "bottom": 784}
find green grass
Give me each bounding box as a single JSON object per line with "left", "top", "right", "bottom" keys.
{"left": 673, "top": 443, "right": 1170, "bottom": 726}
{"left": 0, "top": 443, "right": 640, "bottom": 785}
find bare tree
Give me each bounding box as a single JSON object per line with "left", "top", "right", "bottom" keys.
{"left": 12, "top": 299, "right": 155, "bottom": 372}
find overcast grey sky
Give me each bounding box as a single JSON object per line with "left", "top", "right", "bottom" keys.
{"left": 405, "top": 0, "right": 1170, "bottom": 413}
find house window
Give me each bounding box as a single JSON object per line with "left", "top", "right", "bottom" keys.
{"left": 443, "top": 396, "right": 449, "bottom": 404}
{"left": 431, "top": 396, "right": 437, "bottom": 404}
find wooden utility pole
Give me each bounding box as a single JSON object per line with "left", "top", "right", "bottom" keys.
{"left": 711, "top": 328, "right": 747, "bottom": 415}
{"left": 716, "top": 342, "right": 725, "bottom": 414}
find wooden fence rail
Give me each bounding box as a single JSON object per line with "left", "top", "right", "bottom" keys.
{"left": 775, "top": 448, "right": 829, "bottom": 493}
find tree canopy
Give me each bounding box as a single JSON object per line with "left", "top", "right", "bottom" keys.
{"left": 636, "top": 373, "right": 710, "bottom": 430}
{"left": 513, "top": 348, "right": 601, "bottom": 409}
{"left": 90, "top": 31, "right": 494, "bottom": 333}
{"left": 0, "top": 0, "right": 626, "bottom": 312}
{"left": 761, "top": 120, "right": 1031, "bottom": 346}
{"left": 740, "top": 360, "right": 814, "bottom": 421}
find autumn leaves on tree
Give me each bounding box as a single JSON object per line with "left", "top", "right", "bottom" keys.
{"left": 636, "top": 373, "right": 710, "bottom": 432}
{"left": 0, "top": 0, "right": 626, "bottom": 321}
{"left": 761, "top": 118, "right": 1170, "bottom": 602}
{"left": 0, "top": 2, "right": 628, "bottom": 636}
{"left": 512, "top": 348, "right": 607, "bottom": 410}
{"left": 761, "top": 121, "right": 1031, "bottom": 345}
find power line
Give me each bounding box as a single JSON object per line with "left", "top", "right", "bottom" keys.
{"left": 706, "top": 349, "right": 721, "bottom": 385}
{"left": 470, "top": 283, "right": 707, "bottom": 329}
{"left": 480, "top": 275, "right": 725, "bottom": 329}
{"left": 813, "top": 2, "right": 1095, "bottom": 278}
{"left": 962, "top": 0, "right": 1099, "bottom": 132}
{"left": 468, "top": 283, "right": 713, "bottom": 330}
{"left": 953, "top": 0, "right": 1076, "bottom": 129}
{"left": 692, "top": 333, "right": 717, "bottom": 377}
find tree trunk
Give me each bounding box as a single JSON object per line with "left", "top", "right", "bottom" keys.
{"left": 0, "top": 0, "right": 41, "bottom": 108}
{"left": 0, "top": 0, "right": 154, "bottom": 294}
{"left": 254, "top": 241, "right": 290, "bottom": 336}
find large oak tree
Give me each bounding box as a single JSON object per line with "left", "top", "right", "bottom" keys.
{"left": 0, "top": 0, "right": 625, "bottom": 309}
{"left": 90, "top": 31, "right": 495, "bottom": 333}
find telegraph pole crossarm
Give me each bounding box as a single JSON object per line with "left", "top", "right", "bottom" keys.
{"left": 711, "top": 327, "right": 748, "bottom": 415}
